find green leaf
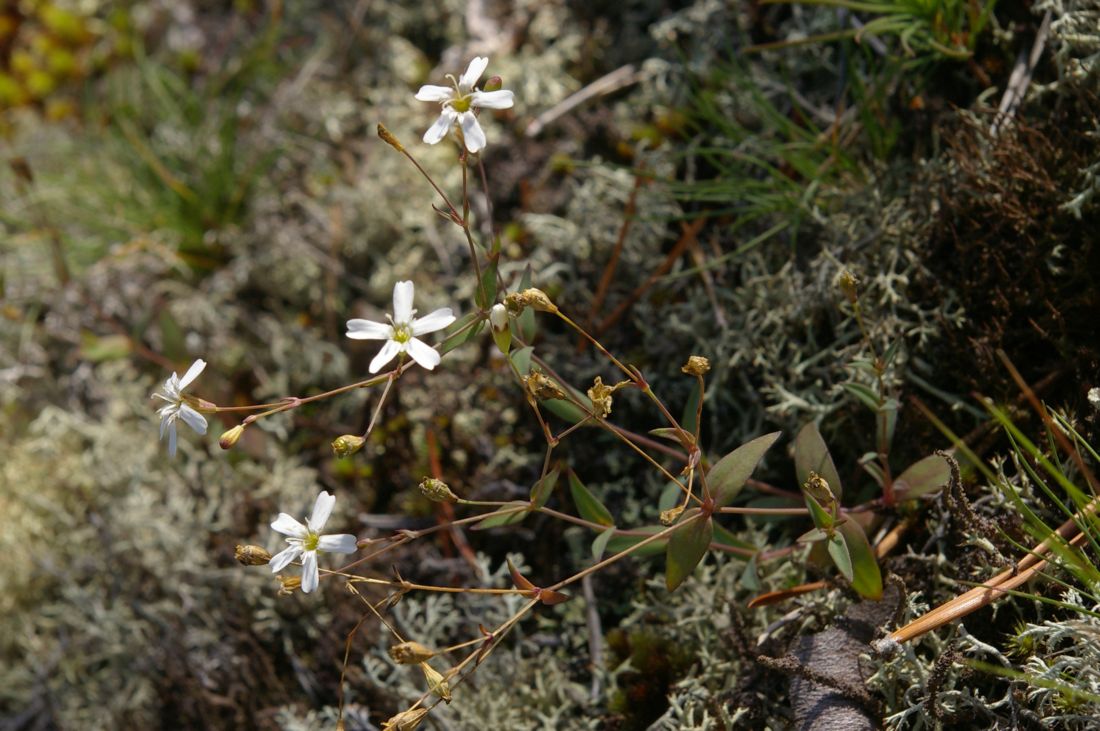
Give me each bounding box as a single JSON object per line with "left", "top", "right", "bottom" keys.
{"left": 798, "top": 527, "right": 829, "bottom": 544}
{"left": 440, "top": 311, "right": 484, "bottom": 356}
{"left": 712, "top": 520, "right": 756, "bottom": 550}
{"left": 794, "top": 423, "right": 843, "bottom": 501}
{"left": 803, "top": 489, "right": 836, "bottom": 531}
{"left": 509, "top": 345, "right": 533, "bottom": 375}
{"left": 650, "top": 427, "right": 694, "bottom": 447}
{"left": 740, "top": 553, "right": 762, "bottom": 591}
{"left": 529, "top": 468, "right": 560, "bottom": 510}
{"left": 842, "top": 382, "right": 880, "bottom": 411}
{"left": 543, "top": 397, "right": 591, "bottom": 424}
{"left": 606, "top": 526, "right": 667, "bottom": 558}
{"left": 827, "top": 532, "right": 853, "bottom": 581}
{"left": 893, "top": 454, "right": 951, "bottom": 501}
{"left": 471, "top": 501, "right": 529, "bottom": 530}
{"left": 518, "top": 265, "right": 536, "bottom": 342}
{"left": 708, "top": 431, "right": 782, "bottom": 507}
{"left": 658, "top": 480, "right": 681, "bottom": 512}
{"left": 592, "top": 526, "right": 615, "bottom": 561}
{"left": 568, "top": 472, "right": 614, "bottom": 526}
{"left": 475, "top": 255, "right": 499, "bottom": 310}
{"left": 837, "top": 518, "right": 883, "bottom": 600}
{"left": 666, "top": 510, "right": 713, "bottom": 591}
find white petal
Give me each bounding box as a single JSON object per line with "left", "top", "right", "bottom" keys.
{"left": 318, "top": 534, "right": 358, "bottom": 554}
{"left": 346, "top": 318, "right": 393, "bottom": 340}
{"left": 269, "top": 545, "right": 301, "bottom": 572}
{"left": 392, "top": 281, "right": 415, "bottom": 324}
{"left": 167, "top": 423, "right": 178, "bottom": 457}
{"left": 406, "top": 337, "right": 441, "bottom": 370}
{"left": 411, "top": 308, "right": 456, "bottom": 336}
{"left": 471, "top": 90, "right": 514, "bottom": 110}
{"left": 415, "top": 85, "right": 455, "bottom": 102}
{"left": 159, "top": 412, "right": 171, "bottom": 440}
{"left": 369, "top": 339, "right": 402, "bottom": 374}
{"left": 301, "top": 552, "right": 319, "bottom": 593}
{"left": 459, "top": 112, "right": 486, "bottom": 153}
{"left": 178, "top": 404, "right": 207, "bottom": 435}
{"left": 423, "top": 110, "right": 457, "bottom": 145}
{"left": 309, "top": 491, "right": 336, "bottom": 531}
{"left": 459, "top": 56, "right": 489, "bottom": 91}
{"left": 271, "top": 513, "right": 308, "bottom": 538}
{"left": 178, "top": 359, "right": 207, "bottom": 390}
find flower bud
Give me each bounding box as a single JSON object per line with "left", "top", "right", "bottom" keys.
{"left": 524, "top": 371, "right": 566, "bottom": 401}
{"left": 235, "top": 544, "right": 272, "bottom": 566}
{"left": 681, "top": 355, "right": 710, "bottom": 377}
{"left": 419, "top": 477, "right": 458, "bottom": 504}
{"left": 219, "top": 424, "right": 245, "bottom": 449}
{"left": 382, "top": 708, "right": 429, "bottom": 731}
{"left": 489, "top": 303, "right": 511, "bottom": 353}
{"left": 332, "top": 434, "right": 366, "bottom": 458}
{"left": 420, "top": 663, "right": 452, "bottom": 702}
{"left": 389, "top": 641, "right": 436, "bottom": 664}
{"left": 482, "top": 75, "right": 503, "bottom": 92}
{"left": 377, "top": 123, "right": 405, "bottom": 152}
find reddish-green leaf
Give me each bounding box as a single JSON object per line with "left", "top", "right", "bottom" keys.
{"left": 794, "top": 423, "right": 843, "bottom": 501}
{"left": 592, "top": 526, "right": 615, "bottom": 560}
{"left": 837, "top": 519, "right": 883, "bottom": 600}
{"left": 665, "top": 510, "right": 713, "bottom": 591}
{"left": 606, "top": 526, "right": 667, "bottom": 558}
{"left": 569, "top": 472, "right": 614, "bottom": 527}
{"left": 894, "top": 454, "right": 951, "bottom": 501}
{"left": 708, "top": 431, "right": 782, "bottom": 507}
{"left": 539, "top": 589, "right": 571, "bottom": 605}
{"left": 507, "top": 558, "right": 537, "bottom": 593}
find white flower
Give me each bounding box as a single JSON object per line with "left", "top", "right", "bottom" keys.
{"left": 415, "top": 56, "right": 514, "bottom": 153}
{"left": 152, "top": 359, "right": 208, "bottom": 457}
{"left": 269, "top": 490, "right": 358, "bottom": 594}
{"left": 346, "top": 281, "right": 456, "bottom": 373}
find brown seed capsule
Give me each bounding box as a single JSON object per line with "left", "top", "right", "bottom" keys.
{"left": 419, "top": 477, "right": 459, "bottom": 504}
{"left": 420, "top": 663, "right": 452, "bottom": 702}
{"left": 681, "top": 355, "right": 711, "bottom": 377}
{"left": 836, "top": 270, "right": 859, "bottom": 303}
{"left": 277, "top": 575, "right": 302, "bottom": 595}
{"left": 235, "top": 544, "right": 272, "bottom": 566}
{"left": 377, "top": 123, "right": 405, "bottom": 153}
{"left": 523, "top": 371, "right": 566, "bottom": 401}
{"left": 382, "top": 708, "right": 429, "bottom": 731}
{"left": 520, "top": 288, "right": 557, "bottom": 313}
{"left": 389, "top": 641, "right": 436, "bottom": 664}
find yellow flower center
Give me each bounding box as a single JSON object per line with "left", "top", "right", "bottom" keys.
{"left": 393, "top": 324, "right": 412, "bottom": 344}
{"left": 449, "top": 95, "right": 472, "bottom": 113}
{"left": 303, "top": 532, "right": 319, "bottom": 552}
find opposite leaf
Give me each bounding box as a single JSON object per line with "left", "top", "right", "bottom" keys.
{"left": 666, "top": 509, "right": 713, "bottom": 591}
{"left": 794, "top": 422, "right": 843, "bottom": 501}
{"left": 569, "top": 471, "right": 614, "bottom": 527}
{"left": 893, "top": 454, "right": 951, "bottom": 501}
{"left": 837, "top": 518, "right": 883, "bottom": 600}
{"left": 708, "top": 431, "right": 782, "bottom": 507}
{"left": 529, "top": 468, "right": 560, "bottom": 510}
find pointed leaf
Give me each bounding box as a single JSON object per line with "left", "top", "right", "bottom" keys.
{"left": 798, "top": 527, "right": 829, "bottom": 544}
{"left": 440, "top": 311, "right": 484, "bottom": 356}
{"left": 894, "top": 454, "right": 951, "bottom": 501}
{"left": 509, "top": 345, "right": 533, "bottom": 375}
{"left": 827, "top": 532, "right": 853, "bottom": 582}
{"left": 507, "top": 558, "right": 537, "bottom": 593}
{"left": 740, "top": 553, "right": 762, "bottom": 591}
{"left": 569, "top": 472, "right": 614, "bottom": 527}
{"left": 529, "top": 468, "right": 560, "bottom": 510}
{"left": 665, "top": 510, "right": 713, "bottom": 591}
{"left": 472, "top": 501, "right": 529, "bottom": 530}
{"left": 544, "top": 397, "right": 591, "bottom": 424}
{"left": 606, "top": 526, "right": 667, "bottom": 558}
{"left": 708, "top": 431, "right": 782, "bottom": 507}
{"left": 712, "top": 520, "right": 756, "bottom": 550}
{"left": 794, "top": 423, "right": 843, "bottom": 501}
{"left": 658, "top": 480, "right": 681, "bottom": 512}
{"left": 476, "top": 255, "right": 499, "bottom": 309}
{"left": 592, "top": 526, "right": 616, "bottom": 561}
{"left": 803, "top": 488, "right": 836, "bottom": 531}
{"left": 837, "top": 518, "right": 883, "bottom": 600}
{"left": 539, "top": 589, "right": 571, "bottom": 606}
{"left": 650, "top": 427, "right": 695, "bottom": 447}
{"left": 681, "top": 380, "right": 701, "bottom": 436}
